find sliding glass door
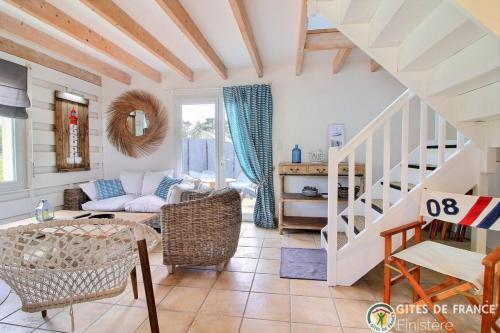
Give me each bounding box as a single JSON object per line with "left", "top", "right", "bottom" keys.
{"left": 177, "top": 97, "right": 255, "bottom": 220}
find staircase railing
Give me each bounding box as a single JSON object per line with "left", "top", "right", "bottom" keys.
{"left": 326, "top": 89, "right": 466, "bottom": 285}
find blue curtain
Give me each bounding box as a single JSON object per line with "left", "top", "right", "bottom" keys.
{"left": 223, "top": 84, "right": 275, "bottom": 228}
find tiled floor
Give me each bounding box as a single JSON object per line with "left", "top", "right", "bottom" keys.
{"left": 0, "top": 222, "right": 484, "bottom": 332}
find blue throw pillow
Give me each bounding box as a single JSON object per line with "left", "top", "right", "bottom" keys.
{"left": 95, "top": 179, "right": 126, "bottom": 200}
{"left": 155, "top": 176, "right": 182, "bottom": 199}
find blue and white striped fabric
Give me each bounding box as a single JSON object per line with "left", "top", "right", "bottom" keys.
{"left": 155, "top": 176, "right": 182, "bottom": 199}
{"left": 95, "top": 179, "right": 126, "bottom": 200}
{"left": 223, "top": 84, "right": 275, "bottom": 228}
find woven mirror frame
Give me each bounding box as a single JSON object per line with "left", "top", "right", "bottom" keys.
{"left": 106, "top": 90, "right": 167, "bottom": 158}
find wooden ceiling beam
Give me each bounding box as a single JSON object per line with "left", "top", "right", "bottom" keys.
{"left": 370, "top": 59, "right": 381, "bottom": 72}
{"left": 0, "top": 35, "right": 101, "bottom": 86}
{"left": 0, "top": 11, "right": 131, "bottom": 85}
{"left": 305, "top": 30, "right": 355, "bottom": 50}
{"left": 155, "top": 0, "right": 227, "bottom": 79}
{"left": 81, "top": 0, "right": 193, "bottom": 81}
{"left": 332, "top": 48, "right": 351, "bottom": 74}
{"left": 7, "top": 0, "right": 162, "bottom": 83}
{"left": 295, "top": 0, "right": 308, "bottom": 76}
{"left": 228, "top": 0, "right": 263, "bottom": 77}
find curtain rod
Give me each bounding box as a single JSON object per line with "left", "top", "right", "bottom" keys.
{"left": 167, "top": 81, "right": 272, "bottom": 93}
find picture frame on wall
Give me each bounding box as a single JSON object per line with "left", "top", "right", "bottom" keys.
{"left": 328, "top": 123, "right": 345, "bottom": 148}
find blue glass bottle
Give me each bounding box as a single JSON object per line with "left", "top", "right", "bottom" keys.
{"left": 292, "top": 144, "right": 301, "bottom": 163}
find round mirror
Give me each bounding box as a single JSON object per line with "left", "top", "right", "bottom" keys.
{"left": 127, "top": 110, "right": 149, "bottom": 136}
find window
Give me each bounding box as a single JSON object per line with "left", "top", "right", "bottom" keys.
{"left": 0, "top": 116, "right": 25, "bottom": 191}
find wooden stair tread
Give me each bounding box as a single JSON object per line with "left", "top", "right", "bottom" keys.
{"left": 321, "top": 230, "right": 348, "bottom": 250}
{"left": 361, "top": 198, "right": 384, "bottom": 214}
{"left": 408, "top": 163, "right": 437, "bottom": 171}
{"left": 380, "top": 181, "right": 416, "bottom": 191}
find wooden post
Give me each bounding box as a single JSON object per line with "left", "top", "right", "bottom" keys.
{"left": 383, "top": 235, "right": 392, "bottom": 303}
{"left": 137, "top": 239, "right": 159, "bottom": 333}
{"left": 130, "top": 267, "right": 138, "bottom": 299}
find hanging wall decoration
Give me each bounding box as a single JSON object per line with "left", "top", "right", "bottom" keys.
{"left": 106, "top": 90, "right": 167, "bottom": 158}
{"left": 54, "top": 91, "right": 90, "bottom": 172}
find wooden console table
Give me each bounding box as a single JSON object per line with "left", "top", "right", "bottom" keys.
{"left": 278, "top": 162, "right": 365, "bottom": 234}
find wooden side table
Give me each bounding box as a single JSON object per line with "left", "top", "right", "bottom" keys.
{"left": 278, "top": 162, "right": 365, "bottom": 234}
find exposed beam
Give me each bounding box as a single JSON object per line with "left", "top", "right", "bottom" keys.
{"left": 305, "top": 30, "right": 355, "bottom": 50}
{"left": 155, "top": 0, "right": 227, "bottom": 79}
{"left": 81, "top": 0, "right": 193, "bottom": 81}
{"left": 7, "top": 0, "right": 162, "bottom": 83}
{"left": 332, "top": 48, "right": 351, "bottom": 74}
{"left": 370, "top": 59, "right": 381, "bottom": 72}
{"left": 295, "top": 0, "right": 308, "bottom": 75}
{"left": 0, "top": 11, "right": 130, "bottom": 85}
{"left": 0, "top": 35, "right": 101, "bottom": 86}
{"left": 228, "top": 0, "right": 263, "bottom": 77}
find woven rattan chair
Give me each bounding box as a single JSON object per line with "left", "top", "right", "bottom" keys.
{"left": 161, "top": 188, "right": 242, "bottom": 273}
{"left": 0, "top": 219, "right": 161, "bottom": 333}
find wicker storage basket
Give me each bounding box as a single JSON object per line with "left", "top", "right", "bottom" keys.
{"left": 338, "top": 183, "right": 360, "bottom": 199}
{"left": 63, "top": 188, "right": 89, "bottom": 210}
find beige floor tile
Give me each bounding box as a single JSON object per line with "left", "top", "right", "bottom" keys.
{"left": 244, "top": 293, "right": 290, "bottom": 321}
{"left": 0, "top": 323, "right": 32, "bottom": 333}
{"left": 291, "top": 323, "right": 342, "bottom": 333}
{"left": 213, "top": 272, "right": 254, "bottom": 291}
{"left": 188, "top": 313, "right": 241, "bottom": 333}
{"left": 287, "top": 232, "right": 315, "bottom": 241}
{"left": 199, "top": 289, "right": 248, "bottom": 317}
{"left": 0, "top": 293, "right": 21, "bottom": 321}
{"left": 251, "top": 274, "right": 290, "bottom": 294}
{"left": 39, "top": 302, "right": 112, "bottom": 333}
{"left": 238, "top": 238, "right": 264, "bottom": 247}
{"left": 341, "top": 328, "right": 372, "bottom": 333}
{"left": 291, "top": 296, "right": 339, "bottom": 326}
{"left": 260, "top": 247, "right": 282, "bottom": 260}
{"left": 334, "top": 299, "right": 373, "bottom": 328}
{"left": 158, "top": 286, "right": 210, "bottom": 312}
{"left": 177, "top": 269, "right": 219, "bottom": 288}
{"left": 240, "top": 318, "right": 290, "bottom": 333}
{"left": 1, "top": 308, "right": 62, "bottom": 329}
{"left": 136, "top": 309, "right": 195, "bottom": 333}
{"left": 287, "top": 239, "right": 318, "bottom": 249}
{"left": 116, "top": 283, "right": 172, "bottom": 307}
{"left": 256, "top": 259, "right": 281, "bottom": 275}
{"left": 234, "top": 246, "right": 261, "bottom": 259}
{"left": 330, "top": 280, "right": 376, "bottom": 301}
{"left": 149, "top": 266, "right": 182, "bottom": 286}
{"left": 84, "top": 305, "right": 148, "bottom": 333}
{"left": 290, "top": 279, "right": 331, "bottom": 298}
{"left": 262, "top": 238, "right": 288, "bottom": 248}
{"left": 225, "top": 258, "right": 258, "bottom": 273}
{"left": 148, "top": 252, "right": 164, "bottom": 266}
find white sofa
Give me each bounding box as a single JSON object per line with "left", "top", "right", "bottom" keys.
{"left": 79, "top": 170, "right": 197, "bottom": 213}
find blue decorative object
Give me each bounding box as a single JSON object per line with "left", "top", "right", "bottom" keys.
{"left": 223, "top": 84, "right": 275, "bottom": 228}
{"left": 95, "top": 179, "right": 126, "bottom": 200}
{"left": 155, "top": 176, "right": 182, "bottom": 199}
{"left": 35, "top": 199, "right": 54, "bottom": 222}
{"left": 292, "top": 144, "right": 301, "bottom": 163}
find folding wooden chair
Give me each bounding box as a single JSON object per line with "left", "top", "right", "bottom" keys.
{"left": 380, "top": 189, "right": 499, "bottom": 333}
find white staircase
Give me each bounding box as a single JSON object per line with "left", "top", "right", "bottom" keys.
{"left": 314, "top": 0, "right": 500, "bottom": 286}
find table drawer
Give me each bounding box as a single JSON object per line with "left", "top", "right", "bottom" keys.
{"left": 308, "top": 165, "right": 328, "bottom": 174}
{"left": 338, "top": 164, "right": 349, "bottom": 175}
{"left": 280, "top": 164, "right": 308, "bottom": 174}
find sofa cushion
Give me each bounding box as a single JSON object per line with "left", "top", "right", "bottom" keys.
{"left": 124, "top": 195, "right": 167, "bottom": 213}
{"left": 141, "top": 170, "right": 174, "bottom": 195}
{"left": 95, "top": 179, "right": 126, "bottom": 200}
{"left": 119, "top": 171, "right": 144, "bottom": 195}
{"left": 79, "top": 181, "right": 98, "bottom": 201}
{"left": 155, "top": 176, "right": 182, "bottom": 199}
{"left": 166, "top": 183, "right": 196, "bottom": 204}
{"left": 82, "top": 194, "right": 136, "bottom": 211}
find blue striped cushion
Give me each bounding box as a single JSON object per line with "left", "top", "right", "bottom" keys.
{"left": 155, "top": 176, "right": 182, "bottom": 199}
{"left": 95, "top": 179, "right": 126, "bottom": 200}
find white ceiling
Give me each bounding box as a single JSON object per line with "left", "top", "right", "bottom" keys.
{"left": 0, "top": 0, "right": 351, "bottom": 81}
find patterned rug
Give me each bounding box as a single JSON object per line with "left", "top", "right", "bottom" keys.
{"left": 280, "top": 247, "right": 327, "bottom": 281}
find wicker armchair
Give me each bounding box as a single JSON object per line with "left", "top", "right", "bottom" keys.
{"left": 161, "top": 188, "right": 242, "bottom": 273}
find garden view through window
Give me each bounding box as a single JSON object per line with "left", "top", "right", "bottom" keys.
{"left": 181, "top": 103, "right": 255, "bottom": 220}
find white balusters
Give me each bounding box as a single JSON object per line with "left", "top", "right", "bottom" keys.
{"left": 457, "top": 131, "right": 465, "bottom": 150}
{"left": 419, "top": 101, "right": 428, "bottom": 182}
{"left": 438, "top": 115, "right": 446, "bottom": 165}
{"left": 383, "top": 122, "right": 391, "bottom": 213}
{"left": 347, "top": 152, "right": 355, "bottom": 240}
{"left": 364, "top": 136, "right": 373, "bottom": 225}
{"left": 401, "top": 103, "right": 409, "bottom": 195}
{"left": 327, "top": 147, "right": 339, "bottom": 286}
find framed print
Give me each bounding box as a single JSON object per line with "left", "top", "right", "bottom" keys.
{"left": 328, "top": 123, "right": 345, "bottom": 148}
